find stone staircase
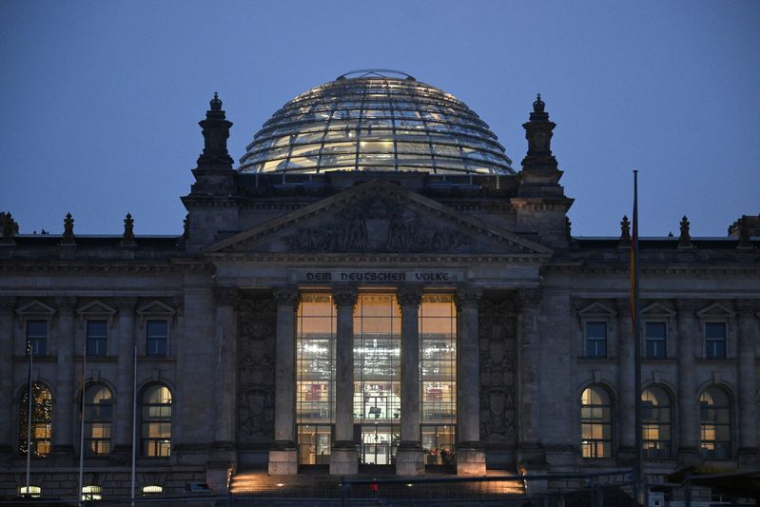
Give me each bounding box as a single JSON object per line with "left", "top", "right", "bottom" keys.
{"left": 229, "top": 468, "right": 525, "bottom": 504}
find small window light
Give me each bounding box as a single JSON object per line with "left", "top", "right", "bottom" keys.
{"left": 18, "top": 486, "right": 42, "bottom": 498}
{"left": 81, "top": 485, "right": 102, "bottom": 501}
{"left": 142, "top": 485, "right": 163, "bottom": 495}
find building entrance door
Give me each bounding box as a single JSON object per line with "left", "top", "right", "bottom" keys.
{"left": 360, "top": 425, "right": 399, "bottom": 465}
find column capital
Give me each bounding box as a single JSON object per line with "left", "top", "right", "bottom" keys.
{"left": 735, "top": 299, "right": 760, "bottom": 318}
{"left": 114, "top": 297, "right": 139, "bottom": 311}
{"left": 516, "top": 288, "right": 541, "bottom": 310}
{"left": 331, "top": 285, "right": 358, "bottom": 309}
{"left": 0, "top": 296, "right": 16, "bottom": 313}
{"left": 455, "top": 286, "right": 482, "bottom": 310}
{"left": 55, "top": 296, "right": 77, "bottom": 312}
{"left": 396, "top": 285, "right": 423, "bottom": 308}
{"left": 675, "top": 299, "right": 701, "bottom": 314}
{"left": 615, "top": 298, "right": 632, "bottom": 316}
{"left": 272, "top": 286, "right": 299, "bottom": 308}
{"left": 214, "top": 286, "right": 241, "bottom": 307}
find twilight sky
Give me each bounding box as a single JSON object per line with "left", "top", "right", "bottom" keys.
{"left": 1, "top": 1, "right": 758, "bottom": 237}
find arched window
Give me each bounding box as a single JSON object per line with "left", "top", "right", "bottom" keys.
{"left": 700, "top": 386, "right": 731, "bottom": 459}
{"left": 141, "top": 385, "right": 172, "bottom": 457}
{"left": 19, "top": 382, "right": 53, "bottom": 457}
{"left": 641, "top": 386, "right": 672, "bottom": 458}
{"left": 84, "top": 384, "right": 113, "bottom": 456}
{"left": 581, "top": 386, "right": 612, "bottom": 458}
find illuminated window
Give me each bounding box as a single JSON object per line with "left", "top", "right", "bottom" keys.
{"left": 581, "top": 386, "right": 612, "bottom": 458}
{"left": 700, "top": 386, "right": 731, "bottom": 459}
{"left": 420, "top": 294, "right": 456, "bottom": 464}
{"left": 86, "top": 320, "right": 108, "bottom": 356}
{"left": 705, "top": 322, "right": 726, "bottom": 359}
{"left": 142, "top": 485, "right": 163, "bottom": 495}
{"left": 146, "top": 320, "right": 168, "bottom": 356}
{"left": 645, "top": 322, "right": 667, "bottom": 359}
{"left": 81, "top": 485, "right": 102, "bottom": 501}
{"left": 641, "top": 387, "right": 671, "bottom": 458}
{"left": 26, "top": 320, "right": 47, "bottom": 356}
{"left": 19, "top": 381, "right": 52, "bottom": 457}
{"left": 296, "top": 293, "right": 335, "bottom": 465}
{"left": 141, "top": 385, "right": 172, "bottom": 457}
{"left": 84, "top": 384, "right": 112, "bottom": 456}
{"left": 585, "top": 322, "right": 607, "bottom": 358}
{"left": 18, "top": 486, "right": 41, "bottom": 498}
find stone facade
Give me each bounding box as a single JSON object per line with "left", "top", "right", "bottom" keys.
{"left": 0, "top": 75, "right": 758, "bottom": 502}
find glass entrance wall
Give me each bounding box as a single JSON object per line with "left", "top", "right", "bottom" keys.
{"left": 420, "top": 294, "right": 457, "bottom": 461}
{"left": 296, "top": 294, "right": 336, "bottom": 464}
{"left": 353, "top": 294, "right": 401, "bottom": 463}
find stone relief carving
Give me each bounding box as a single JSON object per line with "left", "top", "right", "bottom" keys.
{"left": 237, "top": 295, "right": 277, "bottom": 444}
{"left": 286, "top": 196, "right": 472, "bottom": 253}
{"left": 479, "top": 295, "right": 517, "bottom": 446}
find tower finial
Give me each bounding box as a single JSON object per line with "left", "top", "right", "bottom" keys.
{"left": 533, "top": 93, "right": 545, "bottom": 113}
{"left": 210, "top": 92, "right": 222, "bottom": 112}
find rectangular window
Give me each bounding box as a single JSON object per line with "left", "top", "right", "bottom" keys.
{"left": 645, "top": 322, "right": 667, "bottom": 359}
{"left": 146, "top": 320, "right": 168, "bottom": 356}
{"left": 705, "top": 322, "right": 726, "bottom": 359}
{"left": 26, "top": 320, "right": 47, "bottom": 356}
{"left": 585, "top": 322, "right": 607, "bottom": 358}
{"left": 86, "top": 320, "right": 108, "bottom": 356}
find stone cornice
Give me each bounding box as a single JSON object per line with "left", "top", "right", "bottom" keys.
{"left": 206, "top": 252, "right": 549, "bottom": 264}
{"left": 0, "top": 258, "right": 213, "bottom": 275}
{"left": 543, "top": 262, "right": 760, "bottom": 277}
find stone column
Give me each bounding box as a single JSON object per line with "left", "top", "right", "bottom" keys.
{"left": 616, "top": 299, "right": 636, "bottom": 458}
{"left": 113, "top": 297, "right": 137, "bottom": 459}
{"left": 396, "top": 286, "right": 424, "bottom": 476}
{"left": 330, "top": 285, "right": 359, "bottom": 475}
{"left": 516, "top": 289, "right": 546, "bottom": 466}
{"left": 676, "top": 300, "right": 700, "bottom": 464}
{"left": 52, "top": 296, "right": 76, "bottom": 462}
{"left": 455, "top": 287, "right": 485, "bottom": 475}
{"left": 736, "top": 300, "right": 759, "bottom": 462}
{"left": 213, "top": 287, "right": 239, "bottom": 458}
{"left": 268, "top": 286, "right": 299, "bottom": 475}
{"left": 0, "top": 297, "right": 15, "bottom": 464}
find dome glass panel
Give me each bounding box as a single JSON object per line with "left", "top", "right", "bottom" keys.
{"left": 239, "top": 70, "right": 514, "bottom": 175}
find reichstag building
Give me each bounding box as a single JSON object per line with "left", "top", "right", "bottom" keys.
{"left": 1, "top": 70, "right": 758, "bottom": 500}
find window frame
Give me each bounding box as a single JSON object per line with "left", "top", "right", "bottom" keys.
{"left": 704, "top": 321, "right": 727, "bottom": 359}
{"left": 146, "top": 319, "right": 169, "bottom": 357}
{"left": 580, "top": 386, "right": 613, "bottom": 459}
{"left": 85, "top": 320, "right": 109, "bottom": 357}
{"left": 584, "top": 321, "right": 608, "bottom": 358}
{"left": 140, "top": 384, "right": 173, "bottom": 458}
{"left": 644, "top": 321, "right": 667, "bottom": 359}
{"left": 641, "top": 386, "right": 672, "bottom": 458}
{"left": 25, "top": 320, "right": 48, "bottom": 356}
{"left": 83, "top": 384, "right": 113, "bottom": 457}
{"left": 699, "top": 386, "right": 732, "bottom": 460}
{"left": 18, "top": 381, "right": 53, "bottom": 458}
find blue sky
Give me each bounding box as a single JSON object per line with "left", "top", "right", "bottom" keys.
{"left": 1, "top": 1, "right": 758, "bottom": 236}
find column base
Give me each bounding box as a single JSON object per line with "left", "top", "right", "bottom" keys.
{"left": 49, "top": 445, "right": 75, "bottom": 466}
{"left": 738, "top": 447, "right": 760, "bottom": 467}
{"left": 677, "top": 447, "right": 703, "bottom": 467}
{"left": 206, "top": 462, "right": 234, "bottom": 493}
{"left": 456, "top": 446, "right": 486, "bottom": 476}
{"left": 517, "top": 441, "right": 547, "bottom": 467}
{"left": 330, "top": 443, "right": 358, "bottom": 475}
{"left": 395, "top": 445, "right": 424, "bottom": 476}
{"left": 268, "top": 443, "right": 297, "bottom": 475}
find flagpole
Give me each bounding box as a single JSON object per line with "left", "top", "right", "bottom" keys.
{"left": 131, "top": 344, "right": 137, "bottom": 507}
{"left": 78, "top": 340, "right": 86, "bottom": 506}
{"left": 632, "top": 170, "right": 644, "bottom": 504}
{"left": 25, "top": 342, "right": 33, "bottom": 498}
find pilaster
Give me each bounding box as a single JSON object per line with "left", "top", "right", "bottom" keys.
{"left": 616, "top": 299, "right": 636, "bottom": 459}
{"left": 0, "top": 297, "right": 16, "bottom": 463}
{"left": 52, "top": 296, "right": 76, "bottom": 463}
{"left": 736, "top": 300, "right": 759, "bottom": 464}
{"left": 113, "top": 297, "right": 137, "bottom": 461}
{"left": 212, "top": 287, "right": 240, "bottom": 466}
{"left": 676, "top": 299, "right": 701, "bottom": 464}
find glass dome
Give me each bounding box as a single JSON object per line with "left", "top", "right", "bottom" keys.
{"left": 238, "top": 70, "right": 514, "bottom": 175}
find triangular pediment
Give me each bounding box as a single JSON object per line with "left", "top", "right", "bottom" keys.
{"left": 206, "top": 180, "right": 552, "bottom": 257}
{"left": 641, "top": 302, "right": 675, "bottom": 317}
{"left": 136, "top": 300, "right": 176, "bottom": 316}
{"left": 77, "top": 300, "right": 117, "bottom": 316}
{"left": 577, "top": 302, "right": 616, "bottom": 317}
{"left": 16, "top": 300, "right": 56, "bottom": 315}
{"left": 697, "top": 303, "right": 735, "bottom": 318}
